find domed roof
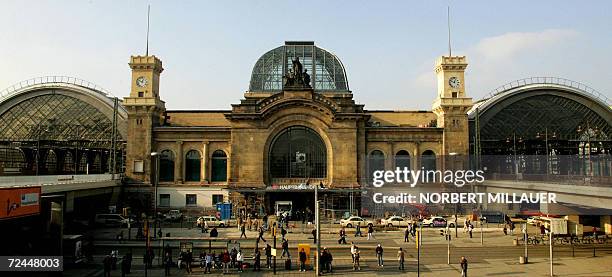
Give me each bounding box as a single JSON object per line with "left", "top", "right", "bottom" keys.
{"left": 249, "top": 41, "right": 350, "bottom": 93}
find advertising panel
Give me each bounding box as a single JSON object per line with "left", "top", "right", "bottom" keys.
{"left": 0, "top": 187, "right": 41, "bottom": 219}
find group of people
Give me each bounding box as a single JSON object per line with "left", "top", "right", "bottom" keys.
{"left": 102, "top": 251, "right": 132, "bottom": 277}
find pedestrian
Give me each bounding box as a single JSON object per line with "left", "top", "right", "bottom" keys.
{"left": 237, "top": 216, "right": 243, "bottom": 232}
{"left": 299, "top": 248, "right": 307, "bottom": 272}
{"left": 185, "top": 250, "right": 193, "bottom": 274}
{"left": 221, "top": 250, "right": 230, "bottom": 273}
{"left": 111, "top": 250, "right": 118, "bottom": 270}
{"left": 339, "top": 227, "right": 347, "bottom": 244}
{"left": 205, "top": 252, "right": 213, "bottom": 273}
{"left": 404, "top": 226, "right": 410, "bottom": 242}
{"left": 325, "top": 248, "right": 333, "bottom": 273}
{"left": 203, "top": 220, "right": 209, "bottom": 233}
{"left": 230, "top": 247, "right": 237, "bottom": 268}
{"left": 254, "top": 249, "right": 261, "bottom": 271}
{"left": 236, "top": 250, "right": 244, "bottom": 272}
{"left": 164, "top": 252, "right": 172, "bottom": 276}
{"left": 460, "top": 256, "right": 468, "bottom": 277}
{"left": 468, "top": 223, "right": 473, "bottom": 238}
{"left": 375, "top": 243, "right": 384, "bottom": 267}
{"left": 319, "top": 249, "right": 327, "bottom": 274}
{"left": 503, "top": 224, "right": 508, "bottom": 235}
{"left": 350, "top": 242, "right": 357, "bottom": 263}
{"left": 247, "top": 216, "right": 252, "bottom": 231}
{"left": 355, "top": 222, "right": 362, "bottom": 237}
{"left": 281, "top": 225, "right": 287, "bottom": 239}
{"left": 258, "top": 226, "right": 267, "bottom": 242}
{"left": 397, "top": 247, "right": 405, "bottom": 270}
{"left": 125, "top": 252, "right": 132, "bottom": 274}
{"left": 412, "top": 222, "right": 417, "bottom": 237}
{"left": 240, "top": 223, "right": 247, "bottom": 239}
{"left": 367, "top": 224, "right": 375, "bottom": 240}
{"left": 281, "top": 238, "right": 291, "bottom": 258}
{"left": 265, "top": 244, "right": 272, "bottom": 268}
{"left": 312, "top": 228, "right": 317, "bottom": 244}
{"left": 510, "top": 222, "right": 515, "bottom": 235}
{"left": 540, "top": 224, "right": 546, "bottom": 235}
{"left": 199, "top": 252, "right": 206, "bottom": 268}
{"left": 353, "top": 246, "right": 361, "bottom": 271}
{"left": 103, "top": 255, "right": 111, "bottom": 277}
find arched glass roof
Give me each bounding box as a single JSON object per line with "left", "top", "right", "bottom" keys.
{"left": 249, "top": 41, "right": 350, "bottom": 93}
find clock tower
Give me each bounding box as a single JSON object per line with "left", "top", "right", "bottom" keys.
{"left": 124, "top": 55, "right": 165, "bottom": 183}
{"left": 432, "top": 56, "right": 473, "bottom": 162}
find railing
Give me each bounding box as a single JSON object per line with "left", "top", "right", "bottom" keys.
{"left": 0, "top": 76, "right": 113, "bottom": 103}
{"left": 485, "top": 77, "right": 610, "bottom": 106}
{"left": 0, "top": 173, "right": 117, "bottom": 188}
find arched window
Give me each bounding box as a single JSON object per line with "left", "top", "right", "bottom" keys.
{"left": 63, "top": 151, "right": 75, "bottom": 173}
{"left": 91, "top": 153, "right": 102, "bottom": 173}
{"left": 269, "top": 126, "right": 327, "bottom": 179}
{"left": 395, "top": 150, "right": 411, "bottom": 170}
{"left": 211, "top": 150, "right": 228, "bottom": 182}
{"left": 0, "top": 148, "right": 26, "bottom": 173}
{"left": 45, "top": 150, "right": 58, "bottom": 174}
{"left": 159, "top": 150, "right": 175, "bottom": 182}
{"left": 78, "top": 152, "right": 87, "bottom": 173}
{"left": 368, "top": 150, "right": 385, "bottom": 184}
{"left": 185, "top": 150, "right": 201, "bottom": 182}
{"left": 421, "top": 150, "right": 437, "bottom": 171}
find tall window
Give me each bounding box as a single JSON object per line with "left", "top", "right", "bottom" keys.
{"left": 421, "top": 150, "right": 437, "bottom": 171}
{"left": 368, "top": 150, "right": 385, "bottom": 184}
{"left": 186, "top": 194, "right": 197, "bottom": 206}
{"left": 211, "top": 150, "right": 227, "bottom": 182}
{"left": 45, "top": 150, "right": 57, "bottom": 174}
{"left": 395, "top": 150, "right": 411, "bottom": 170}
{"left": 63, "top": 151, "right": 74, "bottom": 172}
{"left": 212, "top": 194, "right": 224, "bottom": 205}
{"left": 185, "top": 150, "right": 201, "bottom": 182}
{"left": 159, "top": 150, "right": 175, "bottom": 182}
{"left": 0, "top": 148, "right": 26, "bottom": 173}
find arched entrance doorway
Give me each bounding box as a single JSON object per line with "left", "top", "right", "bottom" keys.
{"left": 266, "top": 126, "right": 328, "bottom": 218}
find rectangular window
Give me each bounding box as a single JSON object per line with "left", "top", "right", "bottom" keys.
{"left": 452, "top": 92, "right": 458, "bottom": 98}
{"left": 159, "top": 194, "right": 170, "bottom": 207}
{"left": 186, "top": 194, "right": 197, "bottom": 207}
{"left": 138, "top": 91, "right": 144, "bottom": 97}
{"left": 212, "top": 194, "right": 224, "bottom": 205}
{"left": 133, "top": 160, "right": 144, "bottom": 173}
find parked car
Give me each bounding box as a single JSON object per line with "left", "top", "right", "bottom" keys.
{"left": 422, "top": 216, "right": 454, "bottom": 228}
{"left": 94, "top": 214, "right": 132, "bottom": 227}
{"left": 340, "top": 216, "right": 374, "bottom": 228}
{"left": 164, "top": 210, "right": 184, "bottom": 221}
{"left": 196, "top": 216, "right": 227, "bottom": 228}
{"left": 381, "top": 216, "right": 411, "bottom": 227}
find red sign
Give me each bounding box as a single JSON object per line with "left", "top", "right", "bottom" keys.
{"left": 0, "top": 186, "right": 41, "bottom": 219}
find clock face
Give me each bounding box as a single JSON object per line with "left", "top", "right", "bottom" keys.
{"left": 449, "top": 77, "right": 461, "bottom": 88}
{"left": 136, "top": 76, "right": 148, "bottom": 87}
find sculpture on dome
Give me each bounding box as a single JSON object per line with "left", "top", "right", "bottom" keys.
{"left": 283, "top": 56, "right": 311, "bottom": 89}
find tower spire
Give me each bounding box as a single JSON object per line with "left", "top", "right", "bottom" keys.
{"left": 447, "top": 6, "right": 452, "bottom": 56}
{"left": 146, "top": 4, "right": 150, "bottom": 56}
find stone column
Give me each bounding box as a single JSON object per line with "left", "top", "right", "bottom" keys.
{"left": 176, "top": 140, "right": 183, "bottom": 183}
{"left": 202, "top": 141, "right": 209, "bottom": 183}
{"left": 414, "top": 141, "right": 420, "bottom": 170}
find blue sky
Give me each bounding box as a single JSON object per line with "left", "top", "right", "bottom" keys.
{"left": 1, "top": 0, "right": 610, "bottom": 110}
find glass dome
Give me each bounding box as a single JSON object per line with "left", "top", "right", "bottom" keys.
{"left": 249, "top": 41, "right": 350, "bottom": 93}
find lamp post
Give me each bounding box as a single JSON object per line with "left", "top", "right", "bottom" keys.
{"left": 151, "top": 152, "right": 160, "bottom": 238}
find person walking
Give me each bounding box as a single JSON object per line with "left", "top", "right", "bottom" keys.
{"left": 205, "top": 252, "right": 213, "bottom": 274}
{"left": 325, "top": 248, "right": 333, "bottom": 273}
{"left": 258, "top": 226, "right": 267, "bottom": 242}
{"left": 352, "top": 246, "right": 361, "bottom": 271}
{"left": 503, "top": 224, "right": 508, "bottom": 235}
{"left": 375, "top": 244, "right": 384, "bottom": 267}
{"left": 397, "top": 247, "right": 405, "bottom": 271}
{"left": 240, "top": 224, "right": 247, "bottom": 239}
{"left": 281, "top": 238, "right": 291, "bottom": 258}
{"left": 230, "top": 247, "right": 237, "bottom": 269}
{"left": 339, "top": 227, "right": 347, "bottom": 244}
{"left": 281, "top": 225, "right": 287, "bottom": 240}
{"left": 312, "top": 228, "right": 317, "bottom": 244}
{"left": 236, "top": 250, "right": 244, "bottom": 272}
{"left": 460, "top": 256, "right": 468, "bottom": 277}
{"left": 253, "top": 249, "right": 261, "bottom": 271}
{"left": 367, "top": 224, "right": 375, "bottom": 240}
{"left": 355, "top": 222, "right": 362, "bottom": 237}
{"left": 299, "top": 248, "right": 307, "bottom": 272}
{"left": 185, "top": 250, "right": 193, "bottom": 274}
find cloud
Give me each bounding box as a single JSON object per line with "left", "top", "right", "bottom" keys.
{"left": 471, "top": 29, "right": 579, "bottom": 61}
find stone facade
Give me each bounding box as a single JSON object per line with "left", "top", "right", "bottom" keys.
{"left": 123, "top": 48, "right": 471, "bottom": 212}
